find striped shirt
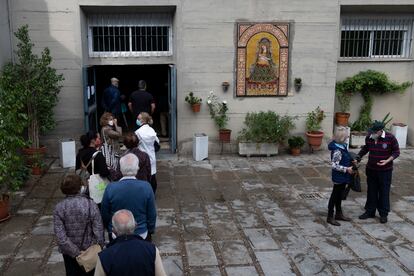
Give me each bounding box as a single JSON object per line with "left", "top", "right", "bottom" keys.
{"left": 357, "top": 131, "right": 400, "bottom": 171}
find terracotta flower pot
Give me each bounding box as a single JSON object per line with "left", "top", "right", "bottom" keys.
{"left": 290, "top": 147, "right": 301, "bottom": 156}
{"left": 0, "top": 194, "right": 11, "bottom": 223}
{"left": 306, "top": 131, "right": 324, "bottom": 150}
{"left": 191, "top": 103, "right": 201, "bottom": 113}
{"left": 335, "top": 112, "right": 350, "bottom": 126}
{"left": 31, "top": 166, "right": 42, "bottom": 175}
{"left": 22, "top": 146, "right": 47, "bottom": 165}
{"left": 219, "top": 129, "right": 231, "bottom": 143}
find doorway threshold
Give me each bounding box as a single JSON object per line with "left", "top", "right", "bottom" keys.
{"left": 156, "top": 149, "right": 178, "bottom": 161}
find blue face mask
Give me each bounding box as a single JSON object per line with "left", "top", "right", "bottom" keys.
{"left": 136, "top": 119, "right": 142, "bottom": 127}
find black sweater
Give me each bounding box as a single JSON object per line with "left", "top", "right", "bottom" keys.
{"left": 75, "top": 147, "right": 110, "bottom": 178}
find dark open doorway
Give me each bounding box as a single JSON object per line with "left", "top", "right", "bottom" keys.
{"left": 83, "top": 64, "right": 176, "bottom": 152}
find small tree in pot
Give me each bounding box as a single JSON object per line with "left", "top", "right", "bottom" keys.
{"left": 305, "top": 106, "right": 326, "bottom": 152}
{"left": 1, "top": 25, "right": 64, "bottom": 163}
{"left": 288, "top": 136, "right": 305, "bottom": 156}
{"left": 185, "top": 92, "right": 202, "bottom": 113}
{"left": 207, "top": 91, "right": 230, "bottom": 142}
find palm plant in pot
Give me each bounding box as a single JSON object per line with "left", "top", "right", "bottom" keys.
{"left": 185, "top": 92, "right": 202, "bottom": 113}
{"left": 238, "top": 111, "right": 296, "bottom": 156}
{"left": 1, "top": 25, "right": 64, "bottom": 167}
{"left": 288, "top": 136, "right": 305, "bottom": 156}
{"left": 305, "top": 106, "right": 326, "bottom": 151}
{"left": 207, "top": 91, "right": 230, "bottom": 142}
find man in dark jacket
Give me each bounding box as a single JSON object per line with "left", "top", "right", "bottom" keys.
{"left": 102, "top": 77, "right": 122, "bottom": 119}
{"left": 95, "top": 209, "right": 166, "bottom": 276}
{"left": 128, "top": 80, "right": 156, "bottom": 119}
{"left": 357, "top": 121, "right": 400, "bottom": 223}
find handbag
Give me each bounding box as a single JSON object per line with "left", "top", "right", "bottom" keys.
{"left": 88, "top": 152, "right": 109, "bottom": 204}
{"left": 154, "top": 141, "right": 160, "bottom": 152}
{"left": 75, "top": 157, "right": 93, "bottom": 185}
{"left": 76, "top": 199, "right": 102, "bottom": 272}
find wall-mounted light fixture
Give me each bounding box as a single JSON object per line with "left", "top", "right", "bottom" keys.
{"left": 294, "top": 78, "right": 302, "bottom": 92}
{"left": 222, "top": 81, "right": 230, "bottom": 92}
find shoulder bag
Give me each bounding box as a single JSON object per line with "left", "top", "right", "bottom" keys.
{"left": 76, "top": 199, "right": 102, "bottom": 272}
{"left": 88, "top": 151, "right": 109, "bottom": 204}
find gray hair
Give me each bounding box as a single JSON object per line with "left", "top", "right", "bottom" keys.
{"left": 112, "top": 209, "right": 136, "bottom": 236}
{"left": 120, "top": 153, "right": 139, "bottom": 177}
{"left": 334, "top": 126, "right": 348, "bottom": 144}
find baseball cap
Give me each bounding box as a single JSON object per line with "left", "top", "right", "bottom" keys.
{"left": 369, "top": 120, "right": 385, "bottom": 132}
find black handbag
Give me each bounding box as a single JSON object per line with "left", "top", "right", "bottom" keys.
{"left": 154, "top": 141, "right": 160, "bottom": 152}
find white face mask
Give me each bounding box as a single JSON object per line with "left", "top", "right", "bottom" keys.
{"left": 80, "top": 186, "right": 87, "bottom": 194}
{"left": 371, "top": 133, "right": 379, "bottom": 140}
{"left": 108, "top": 120, "right": 114, "bottom": 126}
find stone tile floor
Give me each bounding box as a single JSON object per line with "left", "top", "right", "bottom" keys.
{"left": 1, "top": 149, "right": 414, "bottom": 275}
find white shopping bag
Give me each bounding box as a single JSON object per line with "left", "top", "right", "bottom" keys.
{"left": 88, "top": 152, "right": 109, "bottom": 204}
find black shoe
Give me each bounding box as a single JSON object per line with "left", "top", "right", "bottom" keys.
{"left": 380, "top": 216, "right": 388, "bottom": 223}
{"left": 359, "top": 212, "right": 375, "bottom": 220}
{"left": 327, "top": 216, "right": 341, "bottom": 226}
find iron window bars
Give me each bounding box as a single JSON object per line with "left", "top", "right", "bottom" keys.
{"left": 340, "top": 16, "right": 414, "bottom": 59}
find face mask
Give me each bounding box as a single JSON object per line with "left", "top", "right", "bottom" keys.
{"left": 108, "top": 120, "right": 114, "bottom": 126}
{"left": 136, "top": 119, "right": 142, "bottom": 127}
{"left": 80, "top": 186, "right": 87, "bottom": 194}
{"left": 111, "top": 232, "right": 117, "bottom": 240}
{"left": 371, "top": 133, "right": 378, "bottom": 140}
{"left": 95, "top": 137, "right": 102, "bottom": 147}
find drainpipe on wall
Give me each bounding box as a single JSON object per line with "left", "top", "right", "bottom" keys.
{"left": 7, "top": 0, "right": 13, "bottom": 63}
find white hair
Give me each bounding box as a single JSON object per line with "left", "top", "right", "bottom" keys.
{"left": 334, "top": 126, "right": 348, "bottom": 144}
{"left": 112, "top": 209, "right": 136, "bottom": 236}
{"left": 120, "top": 153, "right": 139, "bottom": 177}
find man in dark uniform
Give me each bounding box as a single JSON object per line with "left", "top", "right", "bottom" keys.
{"left": 128, "top": 80, "right": 155, "bottom": 120}
{"left": 357, "top": 121, "right": 400, "bottom": 224}
{"left": 102, "top": 77, "right": 122, "bottom": 120}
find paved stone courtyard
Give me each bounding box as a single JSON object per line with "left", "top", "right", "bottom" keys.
{"left": 1, "top": 149, "right": 414, "bottom": 275}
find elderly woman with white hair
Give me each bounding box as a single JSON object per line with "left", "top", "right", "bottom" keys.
{"left": 327, "top": 126, "right": 355, "bottom": 226}
{"left": 100, "top": 153, "right": 156, "bottom": 241}
{"left": 95, "top": 209, "right": 166, "bottom": 276}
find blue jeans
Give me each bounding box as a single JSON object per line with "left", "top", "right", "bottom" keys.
{"left": 365, "top": 169, "right": 392, "bottom": 217}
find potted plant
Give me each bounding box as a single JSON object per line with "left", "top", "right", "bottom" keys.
{"left": 207, "top": 91, "right": 231, "bottom": 142}
{"left": 238, "top": 111, "right": 296, "bottom": 156}
{"left": 343, "top": 70, "right": 411, "bottom": 147}
{"left": 334, "top": 80, "right": 353, "bottom": 126}
{"left": 305, "top": 106, "right": 326, "bottom": 151}
{"left": 288, "top": 136, "right": 305, "bottom": 156}
{"left": 30, "top": 152, "right": 45, "bottom": 175}
{"left": 185, "top": 92, "right": 202, "bottom": 113}
{"left": 222, "top": 81, "right": 230, "bottom": 92}
{"left": 1, "top": 25, "right": 64, "bottom": 164}
{"left": 294, "top": 78, "right": 302, "bottom": 92}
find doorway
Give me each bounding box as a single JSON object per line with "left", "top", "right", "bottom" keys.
{"left": 83, "top": 64, "right": 176, "bottom": 152}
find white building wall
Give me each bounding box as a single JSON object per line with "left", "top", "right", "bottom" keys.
{"left": 7, "top": 0, "right": 414, "bottom": 154}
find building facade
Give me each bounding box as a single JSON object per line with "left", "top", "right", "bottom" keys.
{"left": 2, "top": 0, "right": 414, "bottom": 155}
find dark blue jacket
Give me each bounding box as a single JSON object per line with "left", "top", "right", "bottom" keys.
{"left": 99, "top": 235, "right": 156, "bottom": 276}
{"left": 101, "top": 178, "right": 156, "bottom": 235}
{"left": 328, "top": 141, "right": 352, "bottom": 184}
{"left": 102, "top": 85, "right": 121, "bottom": 115}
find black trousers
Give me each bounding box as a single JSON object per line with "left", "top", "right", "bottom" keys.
{"left": 365, "top": 169, "right": 392, "bottom": 217}
{"left": 150, "top": 174, "right": 157, "bottom": 195}
{"left": 328, "top": 183, "right": 346, "bottom": 217}
{"left": 62, "top": 254, "right": 94, "bottom": 276}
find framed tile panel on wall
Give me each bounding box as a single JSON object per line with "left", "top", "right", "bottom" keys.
{"left": 236, "top": 22, "right": 290, "bottom": 97}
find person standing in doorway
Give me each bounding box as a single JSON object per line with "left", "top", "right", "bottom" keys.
{"left": 357, "top": 121, "right": 400, "bottom": 224}
{"left": 128, "top": 80, "right": 156, "bottom": 119}
{"left": 102, "top": 78, "right": 122, "bottom": 121}
{"left": 135, "top": 112, "right": 159, "bottom": 195}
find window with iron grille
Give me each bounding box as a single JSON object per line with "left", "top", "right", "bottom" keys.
{"left": 88, "top": 13, "right": 172, "bottom": 57}
{"left": 340, "top": 17, "right": 414, "bottom": 59}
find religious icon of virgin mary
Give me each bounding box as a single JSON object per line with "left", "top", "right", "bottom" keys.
{"left": 248, "top": 38, "right": 278, "bottom": 83}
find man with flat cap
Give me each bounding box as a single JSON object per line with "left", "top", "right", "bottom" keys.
{"left": 357, "top": 120, "right": 400, "bottom": 223}
{"left": 102, "top": 77, "right": 122, "bottom": 120}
